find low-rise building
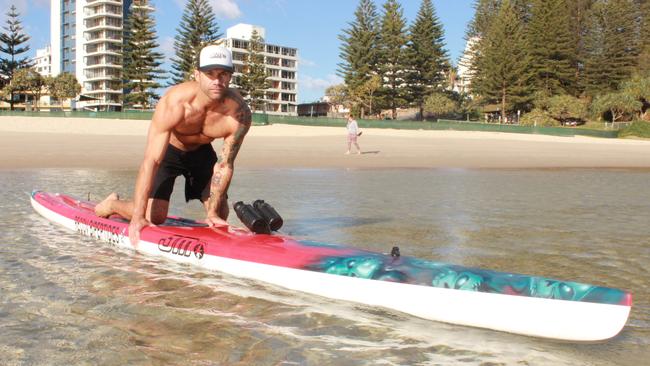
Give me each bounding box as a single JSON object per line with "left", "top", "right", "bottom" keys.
{"left": 32, "top": 46, "right": 52, "bottom": 77}
{"left": 223, "top": 24, "right": 298, "bottom": 116}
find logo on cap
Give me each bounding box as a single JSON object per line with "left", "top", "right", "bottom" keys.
{"left": 198, "top": 45, "right": 233, "bottom": 72}
{"left": 210, "top": 51, "right": 227, "bottom": 60}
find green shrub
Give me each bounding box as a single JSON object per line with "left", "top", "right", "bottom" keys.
{"left": 424, "top": 92, "right": 457, "bottom": 117}
{"left": 618, "top": 120, "right": 650, "bottom": 138}
{"left": 520, "top": 109, "right": 559, "bottom": 126}
{"left": 546, "top": 95, "right": 588, "bottom": 124}
{"left": 591, "top": 92, "right": 643, "bottom": 122}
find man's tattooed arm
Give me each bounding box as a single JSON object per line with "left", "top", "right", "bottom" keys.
{"left": 206, "top": 93, "right": 251, "bottom": 218}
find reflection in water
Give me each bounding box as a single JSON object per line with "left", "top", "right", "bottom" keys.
{"left": 0, "top": 168, "right": 649, "bottom": 365}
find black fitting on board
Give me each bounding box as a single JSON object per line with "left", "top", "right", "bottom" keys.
{"left": 391, "top": 246, "right": 401, "bottom": 258}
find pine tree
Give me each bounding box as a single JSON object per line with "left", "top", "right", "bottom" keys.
{"left": 237, "top": 30, "right": 269, "bottom": 113}
{"left": 122, "top": 0, "right": 165, "bottom": 109}
{"left": 461, "top": 0, "right": 502, "bottom": 97}
{"left": 337, "top": 0, "right": 380, "bottom": 118}
{"left": 169, "top": 0, "right": 221, "bottom": 85}
{"left": 466, "top": 0, "right": 503, "bottom": 40}
{"left": 466, "top": 0, "right": 532, "bottom": 38}
{"left": 0, "top": 5, "right": 31, "bottom": 109}
{"left": 405, "top": 0, "right": 449, "bottom": 120}
{"left": 567, "top": 0, "right": 595, "bottom": 95}
{"left": 526, "top": 0, "right": 576, "bottom": 97}
{"left": 636, "top": 0, "right": 650, "bottom": 76}
{"left": 471, "top": 0, "right": 532, "bottom": 120}
{"left": 377, "top": 0, "right": 409, "bottom": 119}
{"left": 582, "top": 0, "right": 640, "bottom": 96}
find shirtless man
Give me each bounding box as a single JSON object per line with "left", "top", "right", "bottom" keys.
{"left": 95, "top": 45, "right": 251, "bottom": 245}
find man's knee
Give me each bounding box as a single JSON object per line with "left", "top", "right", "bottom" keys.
{"left": 149, "top": 212, "right": 167, "bottom": 225}
{"left": 147, "top": 199, "right": 169, "bottom": 225}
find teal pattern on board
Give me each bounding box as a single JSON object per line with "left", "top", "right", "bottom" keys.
{"left": 303, "top": 245, "right": 628, "bottom": 306}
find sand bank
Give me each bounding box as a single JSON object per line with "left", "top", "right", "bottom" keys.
{"left": 1, "top": 116, "right": 649, "bottom": 170}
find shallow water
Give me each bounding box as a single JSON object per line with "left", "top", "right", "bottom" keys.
{"left": 1, "top": 168, "right": 649, "bottom": 365}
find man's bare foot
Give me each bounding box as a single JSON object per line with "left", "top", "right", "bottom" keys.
{"left": 95, "top": 193, "right": 119, "bottom": 218}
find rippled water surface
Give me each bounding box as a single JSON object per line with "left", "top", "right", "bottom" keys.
{"left": 1, "top": 168, "right": 649, "bottom": 365}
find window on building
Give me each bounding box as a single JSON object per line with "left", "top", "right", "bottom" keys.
{"left": 281, "top": 48, "right": 296, "bottom": 57}
{"left": 281, "top": 70, "right": 295, "bottom": 79}
{"left": 232, "top": 39, "right": 249, "bottom": 49}
{"left": 281, "top": 93, "right": 295, "bottom": 102}
{"left": 281, "top": 59, "right": 296, "bottom": 68}
{"left": 232, "top": 52, "right": 246, "bottom": 62}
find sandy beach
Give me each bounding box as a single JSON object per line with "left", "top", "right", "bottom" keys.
{"left": 1, "top": 115, "right": 649, "bottom": 170}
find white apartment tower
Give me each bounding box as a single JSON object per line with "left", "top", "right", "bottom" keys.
{"left": 455, "top": 36, "right": 479, "bottom": 95}
{"left": 51, "top": 0, "right": 129, "bottom": 111}
{"left": 224, "top": 24, "right": 298, "bottom": 115}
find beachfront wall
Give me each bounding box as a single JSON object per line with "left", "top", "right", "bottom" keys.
{"left": 0, "top": 111, "right": 619, "bottom": 138}
{"left": 267, "top": 115, "right": 620, "bottom": 138}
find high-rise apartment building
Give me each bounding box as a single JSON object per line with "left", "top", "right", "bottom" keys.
{"left": 51, "top": 0, "right": 131, "bottom": 111}
{"left": 223, "top": 24, "right": 298, "bottom": 115}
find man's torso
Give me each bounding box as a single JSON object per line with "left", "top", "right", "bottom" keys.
{"left": 169, "top": 86, "right": 241, "bottom": 151}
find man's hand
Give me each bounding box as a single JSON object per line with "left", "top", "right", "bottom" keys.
{"left": 205, "top": 214, "right": 229, "bottom": 228}
{"left": 128, "top": 216, "right": 152, "bottom": 247}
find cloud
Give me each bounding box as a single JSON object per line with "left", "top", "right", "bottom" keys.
{"left": 261, "top": 0, "right": 287, "bottom": 17}
{"left": 298, "top": 56, "right": 316, "bottom": 67}
{"left": 299, "top": 74, "right": 343, "bottom": 91}
{"left": 210, "top": 0, "right": 242, "bottom": 19}
{"left": 174, "top": 0, "right": 242, "bottom": 19}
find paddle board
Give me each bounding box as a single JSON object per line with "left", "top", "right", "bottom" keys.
{"left": 30, "top": 191, "right": 632, "bottom": 341}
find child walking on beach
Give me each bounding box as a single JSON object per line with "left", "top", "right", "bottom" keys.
{"left": 346, "top": 115, "right": 361, "bottom": 155}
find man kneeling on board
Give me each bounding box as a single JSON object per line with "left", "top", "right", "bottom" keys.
{"left": 95, "top": 44, "right": 251, "bottom": 245}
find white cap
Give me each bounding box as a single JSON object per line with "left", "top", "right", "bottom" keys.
{"left": 197, "top": 45, "right": 233, "bottom": 73}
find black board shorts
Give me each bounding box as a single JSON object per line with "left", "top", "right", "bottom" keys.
{"left": 150, "top": 143, "right": 218, "bottom": 202}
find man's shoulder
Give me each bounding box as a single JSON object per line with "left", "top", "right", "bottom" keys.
{"left": 224, "top": 88, "right": 246, "bottom": 104}
{"left": 224, "top": 89, "right": 252, "bottom": 124}
{"left": 163, "top": 81, "right": 197, "bottom": 104}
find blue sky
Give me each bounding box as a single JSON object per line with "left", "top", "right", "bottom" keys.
{"left": 4, "top": 0, "right": 474, "bottom": 103}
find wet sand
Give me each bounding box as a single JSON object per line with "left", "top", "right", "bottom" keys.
{"left": 2, "top": 116, "right": 650, "bottom": 169}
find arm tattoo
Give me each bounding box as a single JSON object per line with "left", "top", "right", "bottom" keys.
{"left": 210, "top": 170, "right": 223, "bottom": 190}
{"left": 225, "top": 123, "right": 249, "bottom": 166}
{"left": 208, "top": 166, "right": 224, "bottom": 207}
{"left": 231, "top": 91, "right": 252, "bottom": 125}
{"left": 222, "top": 93, "right": 251, "bottom": 167}
{"left": 237, "top": 105, "right": 252, "bottom": 125}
